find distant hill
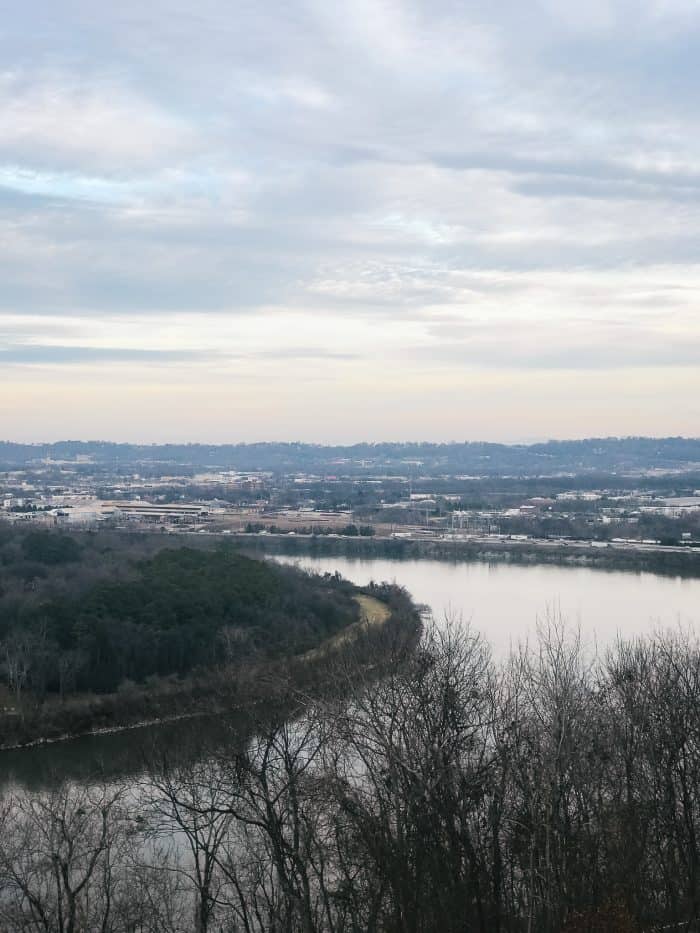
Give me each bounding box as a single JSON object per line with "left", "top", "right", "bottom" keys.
{"left": 1, "top": 437, "right": 700, "bottom": 476}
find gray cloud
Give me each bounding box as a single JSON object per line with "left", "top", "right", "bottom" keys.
{"left": 253, "top": 348, "right": 359, "bottom": 361}
{"left": 0, "top": 343, "right": 359, "bottom": 366}
{"left": 0, "top": 345, "right": 208, "bottom": 364}
{"left": 2, "top": 0, "right": 700, "bottom": 383}
{"left": 413, "top": 309, "right": 700, "bottom": 370}
{"left": 512, "top": 176, "right": 700, "bottom": 203}
{"left": 409, "top": 340, "right": 700, "bottom": 371}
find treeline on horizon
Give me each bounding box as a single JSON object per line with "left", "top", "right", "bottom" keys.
{"left": 2, "top": 621, "right": 700, "bottom": 932}
{"left": 0, "top": 528, "right": 360, "bottom": 703}
{"left": 2, "top": 435, "right": 700, "bottom": 474}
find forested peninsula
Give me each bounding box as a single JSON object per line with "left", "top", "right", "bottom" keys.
{"left": 0, "top": 527, "right": 416, "bottom": 747}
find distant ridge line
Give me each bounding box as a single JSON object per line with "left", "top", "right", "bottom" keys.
{"left": 1, "top": 437, "right": 700, "bottom": 476}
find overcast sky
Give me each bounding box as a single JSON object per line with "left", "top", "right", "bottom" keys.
{"left": 1, "top": 0, "right": 699, "bottom": 443}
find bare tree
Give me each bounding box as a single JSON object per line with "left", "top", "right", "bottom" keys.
{"left": 0, "top": 784, "right": 129, "bottom": 933}
{"left": 140, "top": 760, "right": 234, "bottom": 933}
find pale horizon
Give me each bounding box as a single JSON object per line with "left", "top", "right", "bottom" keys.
{"left": 2, "top": 432, "right": 698, "bottom": 448}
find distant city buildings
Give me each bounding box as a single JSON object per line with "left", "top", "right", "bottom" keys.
{"left": 1, "top": 457, "right": 698, "bottom": 546}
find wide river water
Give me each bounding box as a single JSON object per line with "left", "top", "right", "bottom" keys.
{"left": 2, "top": 554, "right": 699, "bottom": 788}
{"left": 274, "top": 554, "right": 700, "bottom": 653}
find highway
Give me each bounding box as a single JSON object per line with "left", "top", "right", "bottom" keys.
{"left": 224, "top": 529, "right": 699, "bottom": 557}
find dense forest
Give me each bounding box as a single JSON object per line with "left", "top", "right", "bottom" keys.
{"left": 2, "top": 436, "right": 700, "bottom": 475}
{"left": 2, "top": 621, "right": 700, "bottom": 932}
{"left": 0, "top": 527, "right": 361, "bottom": 713}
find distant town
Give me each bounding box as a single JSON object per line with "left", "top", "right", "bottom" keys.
{"left": 2, "top": 438, "right": 699, "bottom": 554}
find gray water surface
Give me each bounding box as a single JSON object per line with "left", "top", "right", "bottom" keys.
{"left": 3, "top": 556, "right": 699, "bottom": 787}
{"left": 274, "top": 554, "right": 700, "bottom": 653}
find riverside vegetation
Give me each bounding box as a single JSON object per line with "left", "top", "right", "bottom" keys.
{"left": 3, "top": 527, "right": 700, "bottom": 931}
{"left": 0, "top": 527, "right": 416, "bottom": 747}
{"left": 2, "top": 622, "right": 700, "bottom": 931}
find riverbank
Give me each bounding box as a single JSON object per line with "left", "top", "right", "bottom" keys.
{"left": 239, "top": 532, "right": 700, "bottom": 577}
{"left": 0, "top": 587, "right": 419, "bottom": 751}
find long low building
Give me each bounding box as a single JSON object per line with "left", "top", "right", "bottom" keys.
{"left": 640, "top": 497, "right": 700, "bottom": 517}
{"left": 102, "top": 501, "right": 215, "bottom": 521}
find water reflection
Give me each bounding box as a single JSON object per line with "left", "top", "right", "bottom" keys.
{"left": 0, "top": 710, "right": 254, "bottom": 791}
{"left": 3, "top": 555, "right": 699, "bottom": 789}
{"left": 274, "top": 554, "right": 700, "bottom": 652}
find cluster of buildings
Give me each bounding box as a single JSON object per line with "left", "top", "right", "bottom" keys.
{"left": 2, "top": 459, "right": 699, "bottom": 544}
{"left": 0, "top": 496, "right": 223, "bottom": 529}
{"left": 0, "top": 465, "right": 276, "bottom": 532}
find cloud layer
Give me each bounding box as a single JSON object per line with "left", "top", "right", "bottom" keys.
{"left": 1, "top": 0, "right": 699, "bottom": 441}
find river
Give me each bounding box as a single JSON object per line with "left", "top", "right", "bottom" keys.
{"left": 274, "top": 554, "right": 700, "bottom": 653}
{"left": 2, "top": 554, "right": 699, "bottom": 788}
